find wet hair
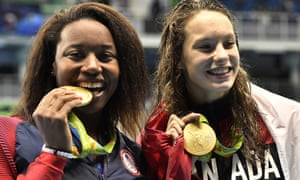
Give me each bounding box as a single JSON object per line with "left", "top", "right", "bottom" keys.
{"left": 153, "top": 0, "right": 263, "bottom": 162}
{"left": 13, "top": 2, "right": 150, "bottom": 138}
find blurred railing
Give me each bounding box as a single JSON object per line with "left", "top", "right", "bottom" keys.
{"left": 232, "top": 11, "right": 300, "bottom": 52}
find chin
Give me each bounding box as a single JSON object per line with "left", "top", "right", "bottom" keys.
{"left": 213, "top": 82, "right": 234, "bottom": 92}
{"left": 76, "top": 103, "right": 106, "bottom": 114}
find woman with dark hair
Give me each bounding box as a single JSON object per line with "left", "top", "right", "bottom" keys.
{"left": 0, "top": 2, "right": 149, "bottom": 179}
{"left": 141, "top": 0, "right": 300, "bottom": 179}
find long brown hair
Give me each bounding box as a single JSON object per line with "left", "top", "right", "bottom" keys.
{"left": 13, "top": 2, "right": 150, "bottom": 138}
{"left": 153, "top": 0, "right": 263, "bottom": 162}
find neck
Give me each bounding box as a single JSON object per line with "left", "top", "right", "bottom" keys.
{"left": 73, "top": 110, "right": 102, "bottom": 139}
{"left": 189, "top": 93, "right": 231, "bottom": 125}
{"left": 188, "top": 88, "right": 229, "bottom": 105}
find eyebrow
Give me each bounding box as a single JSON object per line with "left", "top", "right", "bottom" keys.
{"left": 194, "top": 33, "right": 235, "bottom": 43}
{"left": 192, "top": 38, "right": 213, "bottom": 47}
{"left": 67, "top": 44, "right": 115, "bottom": 51}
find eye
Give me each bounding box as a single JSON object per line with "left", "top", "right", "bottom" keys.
{"left": 193, "top": 39, "right": 216, "bottom": 53}
{"left": 197, "top": 43, "right": 215, "bottom": 53}
{"left": 223, "top": 40, "right": 235, "bottom": 49}
{"left": 97, "top": 52, "right": 117, "bottom": 62}
{"left": 65, "top": 50, "right": 85, "bottom": 61}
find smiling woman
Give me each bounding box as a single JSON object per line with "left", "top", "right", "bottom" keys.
{"left": 181, "top": 9, "right": 240, "bottom": 103}
{"left": 52, "top": 18, "right": 120, "bottom": 115}
{"left": 0, "top": 2, "right": 150, "bottom": 179}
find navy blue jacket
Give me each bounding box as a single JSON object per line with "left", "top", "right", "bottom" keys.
{"left": 15, "top": 122, "right": 147, "bottom": 179}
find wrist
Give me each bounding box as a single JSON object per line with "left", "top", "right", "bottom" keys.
{"left": 41, "top": 144, "right": 74, "bottom": 159}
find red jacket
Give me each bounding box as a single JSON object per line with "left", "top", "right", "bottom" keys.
{"left": 0, "top": 116, "right": 67, "bottom": 180}
{"left": 140, "top": 103, "right": 274, "bottom": 180}
{"left": 140, "top": 107, "right": 194, "bottom": 180}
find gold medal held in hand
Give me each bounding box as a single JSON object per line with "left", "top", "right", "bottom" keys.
{"left": 183, "top": 115, "right": 217, "bottom": 156}
{"left": 63, "top": 86, "right": 92, "bottom": 107}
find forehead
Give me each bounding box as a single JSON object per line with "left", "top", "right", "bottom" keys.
{"left": 184, "top": 10, "right": 234, "bottom": 35}
{"left": 60, "top": 18, "right": 113, "bottom": 44}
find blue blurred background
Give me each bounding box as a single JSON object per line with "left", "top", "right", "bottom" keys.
{"left": 1, "top": 0, "right": 300, "bottom": 114}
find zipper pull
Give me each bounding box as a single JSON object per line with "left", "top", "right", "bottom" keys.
{"left": 97, "top": 163, "right": 106, "bottom": 180}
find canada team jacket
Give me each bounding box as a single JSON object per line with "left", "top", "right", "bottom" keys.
{"left": 141, "top": 84, "right": 300, "bottom": 180}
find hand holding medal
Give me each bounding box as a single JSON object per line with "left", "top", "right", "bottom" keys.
{"left": 62, "top": 86, "right": 92, "bottom": 107}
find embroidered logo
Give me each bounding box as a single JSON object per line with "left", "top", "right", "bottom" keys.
{"left": 120, "top": 149, "right": 141, "bottom": 176}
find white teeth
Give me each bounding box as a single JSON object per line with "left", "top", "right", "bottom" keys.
{"left": 79, "top": 82, "right": 103, "bottom": 88}
{"left": 209, "top": 67, "right": 231, "bottom": 75}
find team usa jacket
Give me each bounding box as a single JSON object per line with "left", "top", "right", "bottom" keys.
{"left": 0, "top": 117, "right": 147, "bottom": 179}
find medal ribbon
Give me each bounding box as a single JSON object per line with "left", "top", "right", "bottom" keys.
{"left": 197, "top": 115, "right": 243, "bottom": 162}
{"left": 68, "top": 112, "right": 116, "bottom": 158}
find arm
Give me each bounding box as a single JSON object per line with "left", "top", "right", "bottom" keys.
{"left": 17, "top": 152, "right": 66, "bottom": 180}
{"left": 15, "top": 87, "right": 81, "bottom": 178}
{"left": 0, "top": 116, "right": 67, "bottom": 179}
{"left": 141, "top": 107, "right": 199, "bottom": 179}
{"left": 141, "top": 114, "right": 172, "bottom": 179}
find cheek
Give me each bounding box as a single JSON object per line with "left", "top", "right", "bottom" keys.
{"left": 183, "top": 55, "right": 206, "bottom": 76}
{"left": 106, "top": 63, "right": 120, "bottom": 88}
{"left": 112, "top": 68, "right": 120, "bottom": 88}
{"left": 54, "top": 64, "right": 76, "bottom": 85}
{"left": 231, "top": 53, "right": 240, "bottom": 72}
{"left": 184, "top": 63, "right": 206, "bottom": 87}
{"left": 231, "top": 48, "right": 240, "bottom": 64}
{"left": 54, "top": 70, "right": 67, "bottom": 85}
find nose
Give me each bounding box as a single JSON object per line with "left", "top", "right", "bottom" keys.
{"left": 81, "top": 53, "right": 102, "bottom": 74}
{"left": 213, "top": 44, "right": 228, "bottom": 62}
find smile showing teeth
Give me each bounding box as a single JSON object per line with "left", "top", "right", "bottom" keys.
{"left": 79, "top": 82, "right": 104, "bottom": 89}
{"left": 207, "top": 67, "right": 231, "bottom": 75}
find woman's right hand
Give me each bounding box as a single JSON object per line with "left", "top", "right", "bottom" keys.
{"left": 165, "top": 112, "right": 201, "bottom": 141}
{"left": 32, "top": 87, "right": 82, "bottom": 152}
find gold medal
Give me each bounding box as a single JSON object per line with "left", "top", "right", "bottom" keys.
{"left": 184, "top": 119, "right": 217, "bottom": 156}
{"left": 63, "top": 86, "right": 92, "bottom": 107}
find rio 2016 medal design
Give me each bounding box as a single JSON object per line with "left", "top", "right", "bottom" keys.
{"left": 183, "top": 116, "right": 217, "bottom": 156}
{"left": 63, "top": 86, "right": 92, "bottom": 107}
